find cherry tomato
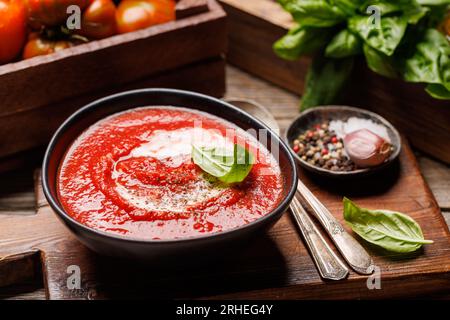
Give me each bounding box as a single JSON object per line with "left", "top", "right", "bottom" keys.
{"left": 23, "top": 32, "right": 76, "bottom": 59}
{"left": 80, "top": 0, "right": 117, "bottom": 39}
{"left": 116, "top": 0, "right": 175, "bottom": 34}
{"left": 0, "top": 0, "right": 27, "bottom": 64}
{"left": 23, "top": 0, "right": 91, "bottom": 27}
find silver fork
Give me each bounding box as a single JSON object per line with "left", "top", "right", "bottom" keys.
{"left": 297, "top": 179, "right": 374, "bottom": 274}
{"left": 290, "top": 195, "right": 349, "bottom": 280}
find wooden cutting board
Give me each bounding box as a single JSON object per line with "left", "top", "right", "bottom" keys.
{"left": 0, "top": 141, "right": 449, "bottom": 299}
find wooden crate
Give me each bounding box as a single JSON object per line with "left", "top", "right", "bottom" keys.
{"left": 0, "top": 0, "right": 227, "bottom": 160}
{"left": 219, "top": 0, "right": 450, "bottom": 164}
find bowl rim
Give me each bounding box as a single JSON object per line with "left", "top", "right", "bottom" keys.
{"left": 42, "top": 88, "right": 298, "bottom": 245}
{"left": 284, "top": 105, "right": 402, "bottom": 177}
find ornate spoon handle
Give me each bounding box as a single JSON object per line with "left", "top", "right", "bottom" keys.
{"left": 296, "top": 179, "right": 374, "bottom": 275}
{"left": 290, "top": 196, "right": 349, "bottom": 280}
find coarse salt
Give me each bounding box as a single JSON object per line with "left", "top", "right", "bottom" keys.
{"left": 329, "top": 117, "right": 391, "bottom": 143}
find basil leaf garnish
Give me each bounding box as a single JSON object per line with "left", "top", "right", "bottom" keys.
{"left": 192, "top": 144, "right": 254, "bottom": 184}
{"left": 343, "top": 197, "right": 433, "bottom": 253}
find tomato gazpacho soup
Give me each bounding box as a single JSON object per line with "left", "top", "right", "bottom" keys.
{"left": 58, "top": 107, "right": 284, "bottom": 240}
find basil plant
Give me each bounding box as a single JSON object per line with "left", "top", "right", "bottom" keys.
{"left": 274, "top": 0, "right": 450, "bottom": 110}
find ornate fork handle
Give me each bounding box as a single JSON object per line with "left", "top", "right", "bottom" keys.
{"left": 290, "top": 196, "right": 349, "bottom": 280}
{"left": 296, "top": 180, "right": 374, "bottom": 275}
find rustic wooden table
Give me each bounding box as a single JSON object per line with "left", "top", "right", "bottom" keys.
{"left": 1, "top": 66, "right": 449, "bottom": 299}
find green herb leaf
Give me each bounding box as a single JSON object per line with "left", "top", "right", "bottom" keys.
{"left": 403, "top": 4, "right": 429, "bottom": 24}
{"left": 425, "top": 83, "right": 450, "bottom": 99}
{"left": 349, "top": 15, "right": 408, "bottom": 56}
{"left": 332, "top": 0, "right": 361, "bottom": 16}
{"left": 301, "top": 56, "right": 354, "bottom": 110}
{"left": 416, "top": 0, "right": 450, "bottom": 5}
{"left": 325, "top": 29, "right": 363, "bottom": 58}
{"left": 402, "top": 29, "right": 450, "bottom": 89}
{"left": 343, "top": 197, "right": 433, "bottom": 253}
{"left": 275, "top": 0, "right": 450, "bottom": 105}
{"left": 192, "top": 144, "right": 254, "bottom": 184}
{"left": 360, "top": 0, "right": 428, "bottom": 24}
{"left": 278, "top": 0, "right": 348, "bottom": 27}
{"left": 274, "top": 25, "right": 334, "bottom": 60}
{"left": 363, "top": 43, "right": 398, "bottom": 77}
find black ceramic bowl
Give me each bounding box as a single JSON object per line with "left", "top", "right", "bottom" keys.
{"left": 285, "top": 106, "right": 401, "bottom": 179}
{"left": 42, "top": 89, "right": 298, "bottom": 260}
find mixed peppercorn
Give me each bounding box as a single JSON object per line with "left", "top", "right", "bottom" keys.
{"left": 292, "top": 121, "right": 357, "bottom": 172}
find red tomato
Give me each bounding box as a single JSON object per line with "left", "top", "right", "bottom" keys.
{"left": 80, "top": 0, "right": 117, "bottom": 39}
{"left": 22, "top": 32, "right": 76, "bottom": 59}
{"left": 24, "top": 0, "right": 91, "bottom": 27}
{"left": 0, "top": 0, "right": 27, "bottom": 64}
{"left": 116, "top": 0, "right": 175, "bottom": 34}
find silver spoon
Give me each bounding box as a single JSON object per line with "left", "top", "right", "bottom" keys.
{"left": 296, "top": 180, "right": 374, "bottom": 274}
{"left": 226, "top": 98, "right": 349, "bottom": 280}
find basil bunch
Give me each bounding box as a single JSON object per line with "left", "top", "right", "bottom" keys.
{"left": 274, "top": 0, "right": 450, "bottom": 109}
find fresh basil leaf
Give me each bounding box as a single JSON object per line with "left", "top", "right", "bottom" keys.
{"left": 359, "top": 0, "right": 428, "bottom": 24}
{"left": 278, "top": 0, "right": 348, "bottom": 27}
{"left": 192, "top": 144, "right": 254, "bottom": 184}
{"left": 301, "top": 56, "right": 354, "bottom": 110}
{"left": 325, "top": 29, "right": 363, "bottom": 58}
{"left": 331, "top": 0, "right": 362, "bottom": 16}
{"left": 438, "top": 39, "right": 450, "bottom": 90}
{"left": 416, "top": 0, "right": 450, "bottom": 5}
{"left": 274, "top": 26, "right": 334, "bottom": 60}
{"left": 360, "top": 0, "right": 404, "bottom": 15}
{"left": 349, "top": 15, "right": 408, "bottom": 56}
{"left": 404, "top": 6, "right": 429, "bottom": 24}
{"left": 363, "top": 43, "right": 398, "bottom": 77}
{"left": 402, "top": 29, "right": 450, "bottom": 88}
{"left": 425, "top": 83, "right": 450, "bottom": 99}
{"left": 343, "top": 197, "right": 433, "bottom": 253}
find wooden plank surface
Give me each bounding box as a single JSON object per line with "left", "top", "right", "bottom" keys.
{"left": 1, "top": 66, "right": 449, "bottom": 300}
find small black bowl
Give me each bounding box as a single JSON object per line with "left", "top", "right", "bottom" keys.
{"left": 42, "top": 89, "right": 298, "bottom": 260}
{"left": 285, "top": 106, "right": 401, "bottom": 179}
